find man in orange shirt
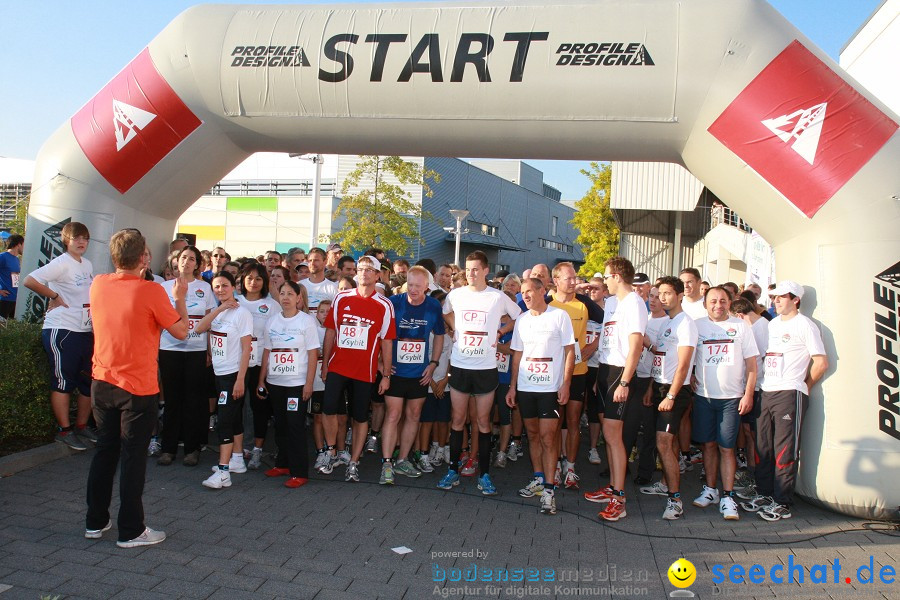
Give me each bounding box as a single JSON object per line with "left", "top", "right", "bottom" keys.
{"left": 85, "top": 229, "right": 189, "bottom": 548}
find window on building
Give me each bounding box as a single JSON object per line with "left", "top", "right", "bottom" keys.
{"left": 468, "top": 220, "right": 498, "bottom": 237}
{"left": 551, "top": 216, "right": 558, "bottom": 236}
{"left": 539, "top": 238, "right": 573, "bottom": 253}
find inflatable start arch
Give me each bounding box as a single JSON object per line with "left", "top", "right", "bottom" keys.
{"left": 20, "top": 0, "right": 900, "bottom": 519}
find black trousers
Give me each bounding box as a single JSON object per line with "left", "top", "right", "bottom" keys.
{"left": 269, "top": 383, "right": 309, "bottom": 478}
{"left": 85, "top": 380, "right": 157, "bottom": 542}
{"left": 621, "top": 376, "right": 657, "bottom": 479}
{"left": 756, "top": 389, "right": 808, "bottom": 506}
{"left": 159, "top": 350, "right": 207, "bottom": 455}
{"left": 215, "top": 372, "right": 244, "bottom": 444}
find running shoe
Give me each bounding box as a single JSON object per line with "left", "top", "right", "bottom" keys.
{"left": 477, "top": 473, "right": 498, "bottom": 496}
{"left": 693, "top": 485, "right": 720, "bottom": 508}
{"left": 493, "top": 450, "right": 508, "bottom": 469}
{"left": 55, "top": 430, "right": 87, "bottom": 451}
{"left": 720, "top": 496, "right": 740, "bottom": 520}
{"left": 147, "top": 437, "right": 161, "bottom": 457}
{"left": 314, "top": 452, "right": 332, "bottom": 474}
{"left": 507, "top": 441, "right": 521, "bottom": 462}
{"left": 427, "top": 442, "right": 440, "bottom": 465}
{"left": 437, "top": 470, "right": 460, "bottom": 490}
{"left": 345, "top": 461, "right": 360, "bottom": 482}
{"left": 85, "top": 520, "right": 112, "bottom": 539}
{"left": 758, "top": 503, "right": 792, "bottom": 522}
{"left": 379, "top": 461, "right": 395, "bottom": 485}
{"left": 211, "top": 456, "right": 246, "bottom": 474}
{"left": 394, "top": 459, "right": 422, "bottom": 478}
{"left": 688, "top": 447, "right": 703, "bottom": 463}
{"left": 735, "top": 483, "right": 758, "bottom": 501}
{"left": 364, "top": 435, "right": 379, "bottom": 454}
{"left": 588, "top": 448, "right": 602, "bottom": 465}
{"left": 116, "top": 527, "right": 166, "bottom": 548}
{"left": 518, "top": 478, "right": 544, "bottom": 498}
{"left": 247, "top": 447, "right": 263, "bottom": 470}
{"left": 156, "top": 453, "right": 175, "bottom": 466}
{"left": 540, "top": 489, "right": 557, "bottom": 515}
{"left": 639, "top": 481, "right": 669, "bottom": 496}
{"left": 597, "top": 497, "right": 627, "bottom": 521}
{"left": 202, "top": 469, "right": 232, "bottom": 489}
{"left": 564, "top": 468, "right": 580, "bottom": 490}
{"left": 554, "top": 462, "right": 562, "bottom": 487}
{"left": 414, "top": 453, "right": 434, "bottom": 473}
{"left": 662, "top": 497, "right": 683, "bottom": 520}
{"left": 583, "top": 485, "right": 614, "bottom": 503}
{"left": 740, "top": 494, "right": 774, "bottom": 512}
{"left": 460, "top": 458, "right": 478, "bottom": 476}
{"left": 736, "top": 449, "right": 748, "bottom": 470}
{"left": 334, "top": 449, "right": 351, "bottom": 467}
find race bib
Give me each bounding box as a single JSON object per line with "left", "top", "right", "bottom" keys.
{"left": 338, "top": 323, "right": 369, "bottom": 350}
{"left": 574, "top": 344, "right": 583, "bottom": 364}
{"left": 650, "top": 351, "right": 665, "bottom": 379}
{"left": 217, "top": 391, "right": 228, "bottom": 405}
{"left": 764, "top": 352, "right": 784, "bottom": 379}
{"left": 10, "top": 272, "right": 18, "bottom": 288}
{"left": 286, "top": 397, "right": 300, "bottom": 412}
{"left": 397, "top": 340, "right": 426, "bottom": 364}
{"left": 249, "top": 337, "right": 260, "bottom": 364}
{"left": 702, "top": 340, "right": 735, "bottom": 366}
{"left": 187, "top": 316, "right": 203, "bottom": 340}
{"left": 602, "top": 321, "right": 617, "bottom": 349}
{"left": 524, "top": 358, "right": 554, "bottom": 388}
{"left": 210, "top": 331, "right": 228, "bottom": 361}
{"left": 81, "top": 304, "right": 92, "bottom": 329}
{"left": 496, "top": 352, "right": 510, "bottom": 373}
{"left": 269, "top": 349, "right": 300, "bottom": 376}
{"left": 459, "top": 331, "right": 488, "bottom": 358}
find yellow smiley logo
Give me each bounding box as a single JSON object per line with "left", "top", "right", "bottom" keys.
{"left": 668, "top": 558, "right": 696, "bottom": 588}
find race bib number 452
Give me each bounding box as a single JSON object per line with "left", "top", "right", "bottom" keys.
{"left": 523, "top": 358, "right": 553, "bottom": 387}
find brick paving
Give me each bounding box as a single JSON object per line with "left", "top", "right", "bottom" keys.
{"left": 0, "top": 440, "right": 897, "bottom": 599}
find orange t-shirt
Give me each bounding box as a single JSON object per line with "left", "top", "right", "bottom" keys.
{"left": 91, "top": 273, "right": 181, "bottom": 396}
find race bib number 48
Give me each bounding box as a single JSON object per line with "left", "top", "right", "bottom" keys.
{"left": 338, "top": 323, "right": 369, "bottom": 350}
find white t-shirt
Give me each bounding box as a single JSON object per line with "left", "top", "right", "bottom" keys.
{"left": 601, "top": 292, "right": 648, "bottom": 367}
{"left": 238, "top": 295, "right": 282, "bottom": 366}
{"left": 693, "top": 316, "right": 759, "bottom": 399}
{"left": 209, "top": 306, "right": 253, "bottom": 376}
{"left": 510, "top": 306, "right": 576, "bottom": 393}
{"left": 652, "top": 311, "right": 698, "bottom": 385}
{"left": 585, "top": 319, "right": 602, "bottom": 368}
{"left": 637, "top": 315, "right": 670, "bottom": 378}
{"left": 760, "top": 313, "right": 826, "bottom": 395}
{"left": 301, "top": 277, "right": 338, "bottom": 314}
{"left": 681, "top": 297, "right": 708, "bottom": 320}
{"left": 262, "top": 311, "right": 320, "bottom": 387}
{"left": 30, "top": 253, "right": 94, "bottom": 332}
{"left": 596, "top": 296, "right": 618, "bottom": 365}
{"left": 160, "top": 279, "right": 216, "bottom": 352}
{"left": 750, "top": 317, "right": 769, "bottom": 391}
{"left": 443, "top": 285, "right": 522, "bottom": 370}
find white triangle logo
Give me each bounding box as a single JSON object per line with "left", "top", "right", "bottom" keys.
{"left": 761, "top": 103, "right": 827, "bottom": 165}
{"left": 113, "top": 99, "right": 157, "bottom": 151}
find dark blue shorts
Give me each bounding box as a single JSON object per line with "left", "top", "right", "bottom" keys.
{"left": 692, "top": 395, "right": 741, "bottom": 448}
{"left": 421, "top": 392, "right": 451, "bottom": 423}
{"left": 41, "top": 329, "right": 93, "bottom": 395}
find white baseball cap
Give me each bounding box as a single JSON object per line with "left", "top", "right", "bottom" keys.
{"left": 357, "top": 256, "right": 381, "bottom": 271}
{"left": 768, "top": 280, "right": 804, "bottom": 299}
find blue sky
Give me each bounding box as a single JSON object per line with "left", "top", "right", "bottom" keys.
{"left": 1, "top": 0, "right": 883, "bottom": 200}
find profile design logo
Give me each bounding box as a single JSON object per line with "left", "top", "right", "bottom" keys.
{"left": 667, "top": 558, "right": 696, "bottom": 597}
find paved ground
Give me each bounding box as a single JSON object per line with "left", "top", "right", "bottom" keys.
{"left": 0, "top": 437, "right": 897, "bottom": 600}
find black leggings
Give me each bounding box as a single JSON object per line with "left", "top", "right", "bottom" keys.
{"left": 269, "top": 383, "right": 309, "bottom": 478}
{"left": 215, "top": 372, "right": 244, "bottom": 444}
{"left": 245, "top": 365, "right": 271, "bottom": 439}
{"left": 159, "top": 350, "right": 207, "bottom": 454}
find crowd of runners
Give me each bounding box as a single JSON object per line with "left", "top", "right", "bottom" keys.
{"left": 6, "top": 222, "right": 829, "bottom": 545}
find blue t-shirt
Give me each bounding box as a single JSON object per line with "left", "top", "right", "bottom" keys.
{"left": 0, "top": 251, "right": 20, "bottom": 302}
{"left": 497, "top": 329, "right": 513, "bottom": 385}
{"left": 389, "top": 293, "right": 446, "bottom": 378}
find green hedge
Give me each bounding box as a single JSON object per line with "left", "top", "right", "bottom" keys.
{"left": 0, "top": 320, "right": 55, "bottom": 447}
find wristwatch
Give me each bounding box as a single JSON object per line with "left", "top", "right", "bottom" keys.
{"left": 429, "top": 360, "right": 440, "bottom": 367}
{"left": 619, "top": 380, "right": 630, "bottom": 388}
{"left": 665, "top": 393, "right": 675, "bottom": 401}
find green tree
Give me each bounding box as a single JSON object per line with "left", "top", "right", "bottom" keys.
{"left": 571, "top": 162, "right": 619, "bottom": 277}
{"left": 331, "top": 156, "right": 440, "bottom": 255}
{"left": 5, "top": 193, "right": 28, "bottom": 237}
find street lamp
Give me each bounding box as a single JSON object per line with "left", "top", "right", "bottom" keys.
{"left": 289, "top": 153, "right": 323, "bottom": 249}
{"left": 448, "top": 209, "right": 470, "bottom": 266}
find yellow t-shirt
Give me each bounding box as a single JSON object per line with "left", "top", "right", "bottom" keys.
{"left": 549, "top": 294, "right": 589, "bottom": 376}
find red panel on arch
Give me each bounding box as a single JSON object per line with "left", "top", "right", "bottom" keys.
{"left": 70, "top": 48, "right": 202, "bottom": 194}
{"left": 708, "top": 40, "right": 898, "bottom": 218}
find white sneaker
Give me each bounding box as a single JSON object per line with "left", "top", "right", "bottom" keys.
{"left": 662, "top": 497, "right": 683, "bottom": 520}
{"left": 85, "top": 520, "right": 111, "bottom": 539}
{"left": 588, "top": 448, "right": 602, "bottom": 464}
{"left": 640, "top": 480, "right": 668, "bottom": 496}
{"left": 442, "top": 446, "right": 451, "bottom": 465}
{"left": 116, "top": 527, "right": 166, "bottom": 548}
{"left": 427, "top": 442, "right": 439, "bottom": 465}
{"left": 493, "top": 450, "right": 508, "bottom": 468}
{"left": 720, "top": 496, "right": 740, "bottom": 520}
{"left": 202, "top": 469, "right": 232, "bottom": 489}
{"left": 334, "top": 449, "right": 351, "bottom": 467}
{"left": 211, "top": 456, "right": 247, "bottom": 474}
{"left": 314, "top": 452, "right": 332, "bottom": 474}
{"left": 247, "top": 447, "right": 263, "bottom": 470}
{"left": 693, "top": 485, "right": 720, "bottom": 508}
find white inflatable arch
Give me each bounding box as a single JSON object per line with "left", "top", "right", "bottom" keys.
{"left": 21, "top": 0, "right": 900, "bottom": 519}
